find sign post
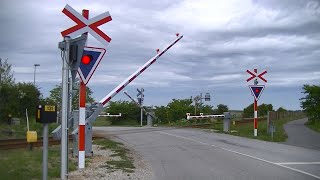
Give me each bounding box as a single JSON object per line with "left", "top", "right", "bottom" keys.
{"left": 61, "top": 4, "right": 112, "bottom": 171}
{"left": 137, "top": 88, "right": 144, "bottom": 126}
{"left": 246, "top": 69, "right": 267, "bottom": 137}
{"left": 36, "top": 105, "right": 57, "bottom": 180}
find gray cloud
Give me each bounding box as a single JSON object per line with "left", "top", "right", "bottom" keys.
{"left": 1, "top": 0, "right": 319, "bottom": 110}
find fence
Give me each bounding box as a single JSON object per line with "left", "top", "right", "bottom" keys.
{"left": 268, "top": 111, "right": 306, "bottom": 122}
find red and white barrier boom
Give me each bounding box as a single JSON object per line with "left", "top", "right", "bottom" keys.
{"left": 98, "top": 113, "right": 122, "bottom": 117}
{"left": 70, "top": 34, "right": 183, "bottom": 139}
{"left": 186, "top": 113, "right": 224, "bottom": 120}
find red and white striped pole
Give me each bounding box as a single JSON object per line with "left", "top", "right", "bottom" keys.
{"left": 254, "top": 98, "right": 258, "bottom": 136}
{"left": 78, "top": 9, "right": 89, "bottom": 169}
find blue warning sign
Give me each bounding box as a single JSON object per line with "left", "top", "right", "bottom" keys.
{"left": 78, "top": 47, "right": 106, "bottom": 84}
{"left": 249, "top": 85, "right": 265, "bottom": 101}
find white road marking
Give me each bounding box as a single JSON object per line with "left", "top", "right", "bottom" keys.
{"left": 158, "top": 131, "right": 320, "bottom": 179}
{"left": 276, "top": 162, "right": 320, "bottom": 165}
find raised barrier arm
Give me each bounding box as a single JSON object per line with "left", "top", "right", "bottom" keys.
{"left": 70, "top": 34, "right": 183, "bottom": 134}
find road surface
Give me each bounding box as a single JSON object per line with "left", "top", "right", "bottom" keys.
{"left": 284, "top": 118, "right": 320, "bottom": 151}
{"left": 94, "top": 127, "right": 320, "bottom": 180}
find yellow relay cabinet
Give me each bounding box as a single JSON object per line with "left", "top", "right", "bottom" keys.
{"left": 27, "top": 131, "right": 37, "bottom": 143}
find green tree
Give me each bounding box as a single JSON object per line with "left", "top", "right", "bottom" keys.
{"left": 213, "top": 104, "right": 229, "bottom": 115}
{"left": 0, "top": 83, "right": 19, "bottom": 121}
{"left": 243, "top": 103, "right": 273, "bottom": 118}
{"left": 0, "top": 58, "right": 14, "bottom": 85}
{"left": 45, "top": 84, "right": 94, "bottom": 109}
{"left": 200, "top": 105, "right": 214, "bottom": 115}
{"left": 15, "top": 82, "right": 41, "bottom": 117}
{"left": 0, "top": 58, "right": 16, "bottom": 121}
{"left": 277, "top": 107, "right": 287, "bottom": 112}
{"left": 167, "top": 98, "right": 193, "bottom": 121}
{"left": 243, "top": 103, "right": 254, "bottom": 118}
{"left": 154, "top": 106, "right": 168, "bottom": 124}
{"left": 105, "top": 100, "right": 141, "bottom": 124}
{"left": 259, "top": 103, "right": 274, "bottom": 116}
{"left": 300, "top": 84, "right": 320, "bottom": 122}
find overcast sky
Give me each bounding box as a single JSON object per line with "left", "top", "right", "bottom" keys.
{"left": 1, "top": 0, "right": 320, "bottom": 110}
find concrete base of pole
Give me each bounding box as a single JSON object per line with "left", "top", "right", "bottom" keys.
{"left": 254, "top": 129, "right": 258, "bottom": 136}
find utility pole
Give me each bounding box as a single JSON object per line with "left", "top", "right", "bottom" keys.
{"left": 137, "top": 88, "right": 144, "bottom": 126}
{"left": 33, "top": 64, "right": 40, "bottom": 85}
{"left": 60, "top": 36, "right": 70, "bottom": 180}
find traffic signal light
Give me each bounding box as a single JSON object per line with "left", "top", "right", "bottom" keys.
{"left": 66, "top": 35, "right": 87, "bottom": 82}
{"left": 204, "top": 93, "right": 211, "bottom": 101}
{"left": 78, "top": 47, "right": 106, "bottom": 84}
{"left": 81, "top": 55, "right": 93, "bottom": 65}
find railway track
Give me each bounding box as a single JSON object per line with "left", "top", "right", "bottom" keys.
{"left": 0, "top": 136, "right": 72, "bottom": 150}
{"left": 0, "top": 136, "right": 103, "bottom": 150}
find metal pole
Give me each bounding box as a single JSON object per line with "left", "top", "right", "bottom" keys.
{"left": 42, "top": 123, "right": 48, "bottom": 180}
{"left": 61, "top": 36, "right": 70, "bottom": 180}
{"left": 33, "top": 65, "right": 36, "bottom": 85}
{"left": 194, "top": 100, "right": 197, "bottom": 116}
{"left": 33, "top": 64, "right": 40, "bottom": 85}
{"left": 141, "top": 108, "right": 143, "bottom": 126}
{"left": 267, "top": 111, "right": 270, "bottom": 134}
{"left": 254, "top": 99, "right": 258, "bottom": 136}
{"left": 140, "top": 88, "right": 143, "bottom": 127}
{"left": 78, "top": 8, "right": 89, "bottom": 170}
{"left": 79, "top": 81, "right": 86, "bottom": 168}
{"left": 200, "top": 93, "right": 202, "bottom": 113}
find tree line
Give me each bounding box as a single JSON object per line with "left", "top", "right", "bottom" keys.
{"left": 104, "top": 98, "right": 229, "bottom": 124}
{"left": 0, "top": 58, "right": 94, "bottom": 123}
{"left": 1, "top": 58, "right": 319, "bottom": 125}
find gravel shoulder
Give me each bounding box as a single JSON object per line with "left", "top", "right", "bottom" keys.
{"left": 68, "top": 138, "right": 153, "bottom": 180}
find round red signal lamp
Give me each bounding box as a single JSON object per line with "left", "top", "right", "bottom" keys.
{"left": 81, "top": 55, "right": 92, "bottom": 65}
{"left": 255, "top": 89, "right": 260, "bottom": 93}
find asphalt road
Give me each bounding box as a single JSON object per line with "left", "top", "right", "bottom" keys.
{"left": 94, "top": 127, "right": 320, "bottom": 180}
{"left": 284, "top": 118, "right": 320, "bottom": 151}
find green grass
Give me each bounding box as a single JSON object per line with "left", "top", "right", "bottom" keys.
{"left": 92, "top": 117, "right": 112, "bottom": 126}
{"left": 93, "top": 117, "right": 140, "bottom": 127}
{"left": 305, "top": 120, "right": 320, "bottom": 133}
{"left": 163, "top": 116, "right": 306, "bottom": 142}
{"left": 205, "top": 117, "right": 305, "bottom": 142}
{"left": 0, "top": 145, "right": 77, "bottom": 179}
{"left": 228, "top": 119, "right": 287, "bottom": 141}
{"left": 0, "top": 118, "right": 58, "bottom": 139}
{"left": 94, "top": 138, "right": 135, "bottom": 173}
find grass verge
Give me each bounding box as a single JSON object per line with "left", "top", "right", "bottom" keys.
{"left": 92, "top": 117, "right": 112, "bottom": 126}
{"left": 0, "top": 118, "right": 58, "bottom": 139}
{"left": 204, "top": 118, "right": 306, "bottom": 142}
{"left": 305, "top": 120, "right": 320, "bottom": 133}
{"left": 94, "top": 138, "right": 135, "bottom": 173}
{"left": 0, "top": 145, "right": 77, "bottom": 179}
{"left": 93, "top": 117, "right": 140, "bottom": 127}
{"left": 166, "top": 117, "right": 305, "bottom": 142}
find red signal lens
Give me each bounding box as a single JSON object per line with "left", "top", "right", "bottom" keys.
{"left": 255, "top": 89, "right": 260, "bottom": 93}
{"left": 81, "top": 55, "right": 91, "bottom": 65}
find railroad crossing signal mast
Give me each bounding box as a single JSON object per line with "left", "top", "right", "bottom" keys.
{"left": 56, "top": 4, "right": 183, "bottom": 177}
{"left": 124, "top": 90, "right": 156, "bottom": 119}
{"left": 193, "top": 93, "right": 211, "bottom": 115}
{"left": 246, "top": 68, "right": 267, "bottom": 137}
{"left": 59, "top": 4, "right": 112, "bottom": 178}
{"left": 137, "top": 88, "right": 144, "bottom": 126}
